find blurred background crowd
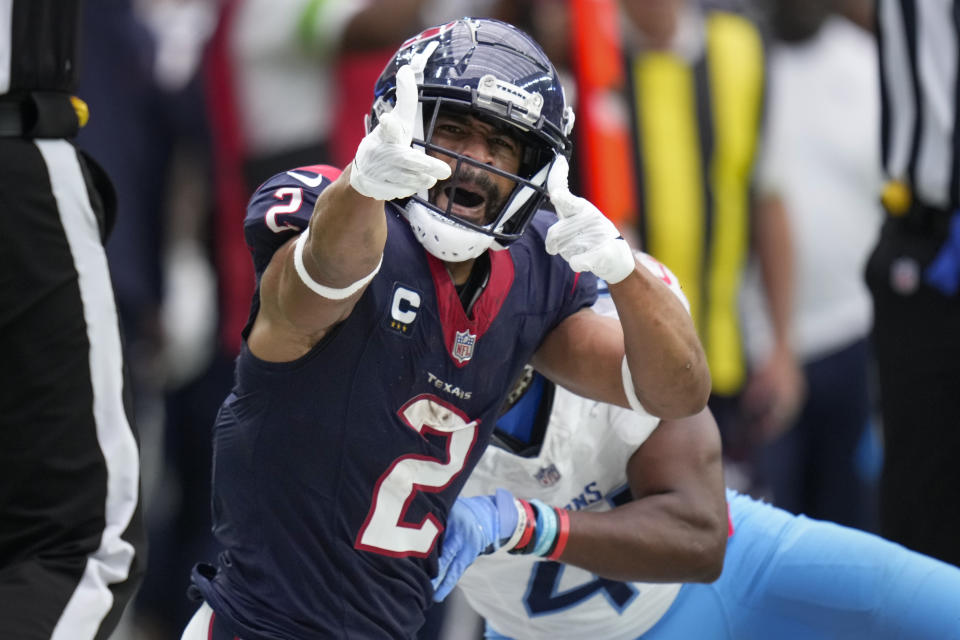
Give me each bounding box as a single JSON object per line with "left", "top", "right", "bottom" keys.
{"left": 76, "top": 1, "right": 887, "bottom": 638}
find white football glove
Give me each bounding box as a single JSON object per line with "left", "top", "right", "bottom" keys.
{"left": 349, "top": 65, "right": 451, "bottom": 200}
{"left": 545, "top": 155, "right": 635, "bottom": 284}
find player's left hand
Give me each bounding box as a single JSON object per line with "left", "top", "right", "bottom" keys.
{"left": 545, "top": 155, "right": 635, "bottom": 284}
{"left": 431, "top": 489, "right": 519, "bottom": 602}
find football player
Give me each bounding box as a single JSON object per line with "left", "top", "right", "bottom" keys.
{"left": 180, "top": 18, "right": 709, "bottom": 639}
{"left": 437, "top": 264, "right": 960, "bottom": 639}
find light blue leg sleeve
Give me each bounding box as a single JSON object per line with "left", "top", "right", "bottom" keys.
{"left": 484, "top": 490, "right": 960, "bottom": 639}
{"left": 643, "top": 490, "right": 960, "bottom": 639}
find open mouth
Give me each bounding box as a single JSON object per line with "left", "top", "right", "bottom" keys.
{"left": 445, "top": 185, "right": 486, "bottom": 209}
{"left": 440, "top": 183, "right": 492, "bottom": 225}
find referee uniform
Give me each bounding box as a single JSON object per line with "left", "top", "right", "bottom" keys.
{"left": 866, "top": 0, "right": 960, "bottom": 567}
{"left": 0, "top": 1, "right": 145, "bottom": 637}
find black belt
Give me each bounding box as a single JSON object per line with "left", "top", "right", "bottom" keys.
{"left": 0, "top": 92, "right": 82, "bottom": 138}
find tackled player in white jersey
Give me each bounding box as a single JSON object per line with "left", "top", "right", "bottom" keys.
{"left": 434, "top": 254, "right": 960, "bottom": 640}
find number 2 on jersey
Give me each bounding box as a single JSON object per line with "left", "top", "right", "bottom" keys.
{"left": 355, "top": 395, "right": 479, "bottom": 557}
{"left": 265, "top": 187, "right": 303, "bottom": 232}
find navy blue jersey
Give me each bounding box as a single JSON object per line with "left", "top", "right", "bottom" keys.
{"left": 191, "top": 166, "right": 597, "bottom": 639}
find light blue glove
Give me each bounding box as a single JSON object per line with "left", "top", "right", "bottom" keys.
{"left": 431, "top": 489, "right": 518, "bottom": 602}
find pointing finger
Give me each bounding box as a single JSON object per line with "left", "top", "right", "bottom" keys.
{"left": 390, "top": 65, "right": 419, "bottom": 143}
{"left": 547, "top": 154, "right": 571, "bottom": 200}
{"left": 547, "top": 154, "right": 581, "bottom": 218}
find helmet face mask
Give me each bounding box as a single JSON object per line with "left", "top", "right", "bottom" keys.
{"left": 369, "top": 18, "right": 574, "bottom": 261}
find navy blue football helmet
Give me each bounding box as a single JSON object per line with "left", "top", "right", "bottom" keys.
{"left": 368, "top": 18, "right": 574, "bottom": 261}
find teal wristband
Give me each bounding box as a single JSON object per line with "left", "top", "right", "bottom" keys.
{"left": 530, "top": 499, "right": 559, "bottom": 557}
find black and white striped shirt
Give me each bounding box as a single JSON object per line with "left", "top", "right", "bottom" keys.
{"left": 0, "top": 0, "right": 80, "bottom": 96}
{"left": 878, "top": 0, "right": 960, "bottom": 210}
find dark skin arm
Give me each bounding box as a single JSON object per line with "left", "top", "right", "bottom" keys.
{"left": 248, "top": 164, "right": 388, "bottom": 362}
{"left": 553, "top": 407, "right": 728, "bottom": 583}
{"left": 532, "top": 263, "right": 711, "bottom": 419}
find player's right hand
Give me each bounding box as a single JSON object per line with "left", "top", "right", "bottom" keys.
{"left": 349, "top": 64, "right": 451, "bottom": 200}
{"left": 431, "top": 489, "right": 519, "bottom": 602}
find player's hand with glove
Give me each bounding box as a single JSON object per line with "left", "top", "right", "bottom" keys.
{"left": 432, "top": 489, "right": 570, "bottom": 601}
{"left": 349, "top": 64, "right": 451, "bottom": 200}
{"left": 431, "top": 489, "right": 519, "bottom": 602}
{"left": 545, "top": 154, "right": 635, "bottom": 284}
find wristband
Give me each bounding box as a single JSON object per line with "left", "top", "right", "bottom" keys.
{"left": 530, "top": 499, "right": 559, "bottom": 557}
{"left": 294, "top": 228, "right": 382, "bottom": 300}
{"left": 545, "top": 508, "right": 570, "bottom": 560}
{"left": 499, "top": 497, "right": 529, "bottom": 552}
{"left": 505, "top": 498, "right": 565, "bottom": 557}
{"left": 508, "top": 500, "right": 538, "bottom": 554}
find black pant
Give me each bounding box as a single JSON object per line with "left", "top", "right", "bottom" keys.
{"left": 866, "top": 210, "right": 960, "bottom": 567}
{"left": 0, "top": 138, "right": 145, "bottom": 638}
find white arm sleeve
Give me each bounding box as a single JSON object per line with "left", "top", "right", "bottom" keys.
{"left": 293, "top": 228, "right": 382, "bottom": 300}
{"left": 608, "top": 251, "right": 692, "bottom": 415}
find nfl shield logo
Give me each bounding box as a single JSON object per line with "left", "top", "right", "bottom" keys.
{"left": 534, "top": 464, "right": 562, "bottom": 487}
{"left": 452, "top": 330, "right": 477, "bottom": 363}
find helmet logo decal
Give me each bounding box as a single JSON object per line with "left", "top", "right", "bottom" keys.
{"left": 400, "top": 21, "right": 458, "bottom": 50}
{"left": 452, "top": 329, "right": 477, "bottom": 364}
